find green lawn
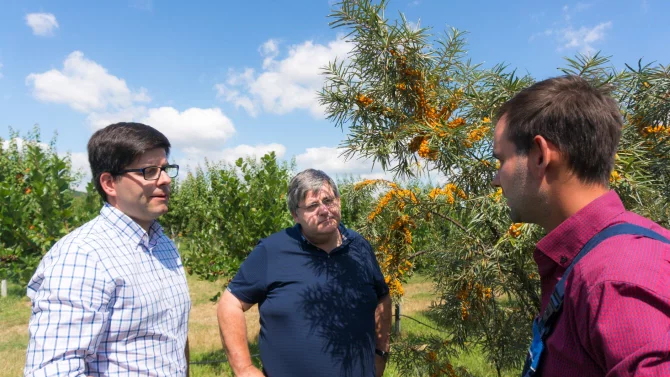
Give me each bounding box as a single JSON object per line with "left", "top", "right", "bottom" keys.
{"left": 1, "top": 275, "right": 515, "bottom": 377}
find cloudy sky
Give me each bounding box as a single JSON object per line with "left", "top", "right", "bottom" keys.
{"left": 0, "top": 0, "right": 667, "bottom": 189}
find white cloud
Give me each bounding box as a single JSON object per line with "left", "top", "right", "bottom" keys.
{"left": 88, "top": 106, "right": 237, "bottom": 150}
{"left": 530, "top": 3, "right": 611, "bottom": 55}
{"left": 27, "top": 51, "right": 238, "bottom": 152}
{"left": 26, "top": 51, "right": 150, "bottom": 113}
{"left": 214, "top": 83, "right": 256, "bottom": 116}
{"left": 215, "top": 36, "right": 352, "bottom": 118}
{"left": 294, "top": 146, "right": 454, "bottom": 186}
{"left": 558, "top": 21, "right": 612, "bottom": 54}
{"left": 259, "top": 39, "right": 280, "bottom": 69}
{"left": 0, "top": 63, "right": 4, "bottom": 79}
{"left": 179, "top": 143, "right": 286, "bottom": 169}
{"left": 140, "top": 107, "right": 236, "bottom": 150}
{"left": 295, "top": 146, "right": 393, "bottom": 180}
{"left": 260, "top": 40, "right": 279, "bottom": 56}
{"left": 2, "top": 137, "right": 49, "bottom": 151}
{"left": 67, "top": 152, "right": 91, "bottom": 191}
{"left": 85, "top": 106, "right": 150, "bottom": 130}
{"left": 217, "top": 143, "right": 286, "bottom": 163}
{"left": 25, "top": 53, "right": 243, "bottom": 173}
{"left": 68, "top": 151, "right": 89, "bottom": 175}
{"left": 25, "top": 13, "right": 59, "bottom": 37}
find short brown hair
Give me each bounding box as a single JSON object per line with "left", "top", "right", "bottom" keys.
{"left": 495, "top": 75, "right": 623, "bottom": 185}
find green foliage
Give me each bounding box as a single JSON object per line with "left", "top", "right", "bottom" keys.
{"left": 321, "top": 1, "right": 670, "bottom": 376}
{"left": 71, "top": 181, "right": 104, "bottom": 224}
{"left": 337, "top": 176, "right": 377, "bottom": 231}
{"left": 0, "top": 126, "right": 96, "bottom": 284}
{"left": 162, "top": 153, "right": 294, "bottom": 285}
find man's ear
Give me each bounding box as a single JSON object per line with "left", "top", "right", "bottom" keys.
{"left": 530, "top": 135, "right": 558, "bottom": 176}
{"left": 100, "top": 172, "right": 117, "bottom": 201}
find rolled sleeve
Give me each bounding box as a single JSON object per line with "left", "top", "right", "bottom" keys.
{"left": 25, "top": 243, "right": 115, "bottom": 377}
{"left": 227, "top": 242, "right": 268, "bottom": 305}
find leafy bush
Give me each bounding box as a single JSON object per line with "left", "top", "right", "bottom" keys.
{"left": 0, "top": 126, "right": 97, "bottom": 285}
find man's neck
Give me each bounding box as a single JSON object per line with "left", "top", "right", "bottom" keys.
{"left": 304, "top": 230, "right": 342, "bottom": 253}
{"left": 106, "top": 201, "right": 153, "bottom": 233}
{"left": 542, "top": 180, "right": 610, "bottom": 233}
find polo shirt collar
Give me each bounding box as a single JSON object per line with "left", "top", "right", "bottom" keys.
{"left": 534, "top": 190, "right": 626, "bottom": 268}
{"left": 100, "top": 203, "right": 163, "bottom": 248}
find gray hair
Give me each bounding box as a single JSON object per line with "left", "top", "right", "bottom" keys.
{"left": 287, "top": 169, "right": 340, "bottom": 214}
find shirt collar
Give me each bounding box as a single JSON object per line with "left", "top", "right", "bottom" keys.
{"left": 100, "top": 203, "right": 164, "bottom": 248}
{"left": 534, "top": 190, "right": 626, "bottom": 268}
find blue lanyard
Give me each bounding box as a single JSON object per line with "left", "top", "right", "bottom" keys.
{"left": 521, "top": 223, "right": 670, "bottom": 376}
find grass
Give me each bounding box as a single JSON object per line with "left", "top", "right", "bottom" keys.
{"left": 1, "top": 275, "right": 514, "bottom": 377}
{"left": 0, "top": 282, "right": 32, "bottom": 377}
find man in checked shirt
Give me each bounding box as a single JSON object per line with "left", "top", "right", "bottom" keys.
{"left": 24, "top": 122, "right": 191, "bottom": 376}
{"left": 492, "top": 75, "right": 670, "bottom": 376}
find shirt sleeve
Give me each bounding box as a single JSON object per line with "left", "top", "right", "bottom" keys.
{"left": 24, "top": 242, "right": 115, "bottom": 377}
{"left": 226, "top": 242, "right": 269, "bottom": 304}
{"left": 580, "top": 280, "right": 670, "bottom": 376}
{"left": 365, "top": 239, "right": 390, "bottom": 300}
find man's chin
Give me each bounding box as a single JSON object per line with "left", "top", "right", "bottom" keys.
{"left": 317, "top": 221, "right": 339, "bottom": 233}
{"left": 150, "top": 205, "right": 169, "bottom": 217}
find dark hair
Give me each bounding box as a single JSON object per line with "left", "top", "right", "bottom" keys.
{"left": 287, "top": 169, "right": 339, "bottom": 215}
{"left": 88, "top": 122, "right": 171, "bottom": 201}
{"left": 495, "top": 75, "right": 623, "bottom": 185}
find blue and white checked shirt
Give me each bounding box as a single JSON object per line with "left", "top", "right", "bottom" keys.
{"left": 25, "top": 204, "right": 191, "bottom": 376}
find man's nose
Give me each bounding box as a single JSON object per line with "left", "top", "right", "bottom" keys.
{"left": 491, "top": 171, "right": 500, "bottom": 188}
{"left": 156, "top": 169, "right": 172, "bottom": 186}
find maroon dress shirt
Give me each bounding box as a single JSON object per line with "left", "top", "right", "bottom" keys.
{"left": 533, "top": 190, "right": 670, "bottom": 376}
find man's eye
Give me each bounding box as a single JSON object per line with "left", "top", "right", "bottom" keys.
{"left": 323, "top": 198, "right": 333, "bottom": 205}
{"left": 306, "top": 204, "right": 319, "bottom": 211}
{"left": 144, "top": 167, "right": 159, "bottom": 175}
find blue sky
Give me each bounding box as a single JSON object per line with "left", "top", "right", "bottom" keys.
{"left": 0, "top": 0, "right": 667, "bottom": 189}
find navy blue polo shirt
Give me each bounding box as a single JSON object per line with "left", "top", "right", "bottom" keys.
{"left": 227, "top": 223, "right": 389, "bottom": 377}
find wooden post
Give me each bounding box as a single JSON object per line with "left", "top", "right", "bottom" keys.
{"left": 1, "top": 280, "right": 7, "bottom": 297}
{"left": 394, "top": 303, "right": 401, "bottom": 335}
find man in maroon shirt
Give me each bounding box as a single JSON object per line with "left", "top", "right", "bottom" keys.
{"left": 492, "top": 75, "right": 670, "bottom": 376}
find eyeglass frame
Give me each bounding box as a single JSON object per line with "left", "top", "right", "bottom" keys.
{"left": 296, "top": 196, "right": 340, "bottom": 213}
{"left": 115, "top": 164, "right": 180, "bottom": 181}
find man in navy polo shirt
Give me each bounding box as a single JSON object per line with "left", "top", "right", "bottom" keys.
{"left": 217, "top": 169, "right": 392, "bottom": 377}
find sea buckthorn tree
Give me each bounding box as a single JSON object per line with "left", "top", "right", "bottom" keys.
{"left": 321, "top": 1, "right": 669, "bottom": 375}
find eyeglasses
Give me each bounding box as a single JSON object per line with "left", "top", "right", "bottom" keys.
{"left": 297, "top": 197, "right": 339, "bottom": 213}
{"left": 116, "top": 164, "right": 179, "bottom": 181}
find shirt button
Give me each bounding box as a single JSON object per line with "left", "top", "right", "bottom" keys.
{"left": 560, "top": 256, "right": 568, "bottom": 264}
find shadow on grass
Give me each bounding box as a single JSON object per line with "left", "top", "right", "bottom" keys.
{"left": 190, "top": 343, "right": 262, "bottom": 376}
{"left": 394, "top": 309, "right": 519, "bottom": 377}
